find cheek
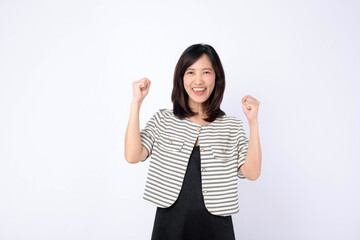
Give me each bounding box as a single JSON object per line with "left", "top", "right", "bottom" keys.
{"left": 207, "top": 80, "right": 216, "bottom": 95}
{"left": 183, "top": 77, "right": 191, "bottom": 88}
{"left": 206, "top": 77, "right": 216, "bottom": 88}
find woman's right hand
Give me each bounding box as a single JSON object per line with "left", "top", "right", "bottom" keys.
{"left": 132, "top": 77, "right": 151, "bottom": 104}
{"left": 126, "top": 77, "right": 152, "bottom": 164}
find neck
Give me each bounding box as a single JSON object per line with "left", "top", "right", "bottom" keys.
{"left": 189, "top": 101, "right": 208, "bottom": 117}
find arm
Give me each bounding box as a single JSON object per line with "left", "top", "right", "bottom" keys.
{"left": 238, "top": 94, "right": 262, "bottom": 180}
{"left": 124, "top": 78, "right": 151, "bottom": 164}
{"left": 124, "top": 100, "right": 149, "bottom": 164}
{"left": 239, "top": 120, "right": 262, "bottom": 180}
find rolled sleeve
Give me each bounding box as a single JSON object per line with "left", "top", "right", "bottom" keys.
{"left": 139, "top": 110, "right": 162, "bottom": 162}
{"left": 237, "top": 120, "right": 249, "bottom": 179}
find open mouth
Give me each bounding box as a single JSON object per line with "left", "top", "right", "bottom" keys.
{"left": 192, "top": 87, "right": 206, "bottom": 95}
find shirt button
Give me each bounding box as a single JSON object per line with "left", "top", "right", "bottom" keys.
{"left": 169, "top": 140, "right": 173, "bottom": 144}
{"left": 200, "top": 148, "right": 205, "bottom": 152}
{"left": 201, "top": 168, "right": 206, "bottom": 172}
{"left": 203, "top": 190, "right": 208, "bottom": 194}
{"left": 196, "top": 127, "right": 201, "bottom": 132}
{"left": 222, "top": 149, "right": 226, "bottom": 153}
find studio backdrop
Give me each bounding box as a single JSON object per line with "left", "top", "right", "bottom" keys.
{"left": 0, "top": 0, "right": 359, "bottom": 239}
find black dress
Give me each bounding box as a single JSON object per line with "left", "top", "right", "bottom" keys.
{"left": 151, "top": 145, "right": 236, "bottom": 240}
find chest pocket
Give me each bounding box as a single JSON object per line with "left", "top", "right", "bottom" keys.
{"left": 156, "top": 133, "right": 185, "bottom": 152}
{"left": 211, "top": 144, "right": 236, "bottom": 161}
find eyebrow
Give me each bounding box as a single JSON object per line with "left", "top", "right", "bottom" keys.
{"left": 186, "top": 67, "right": 213, "bottom": 71}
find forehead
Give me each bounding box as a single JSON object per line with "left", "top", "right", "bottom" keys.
{"left": 187, "top": 54, "right": 213, "bottom": 69}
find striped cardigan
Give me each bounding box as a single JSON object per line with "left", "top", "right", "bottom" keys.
{"left": 140, "top": 108, "right": 249, "bottom": 216}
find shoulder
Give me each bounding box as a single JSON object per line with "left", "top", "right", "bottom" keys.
{"left": 149, "top": 108, "right": 175, "bottom": 123}
{"left": 218, "top": 114, "right": 245, "bottom": 128}
{"left": 219, "top": 115, "right": 247, "bottom": 141}
{"left": 152, "top": 108, "right": 173, "bottom": 119}
{"left": 158, "top": 108, "right": 173, "bottom": 116}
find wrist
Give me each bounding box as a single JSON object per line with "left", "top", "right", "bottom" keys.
{"left": 131, "top": 99, "right": 142, "bottom": 108}
{"left": 248, "top": 119, "right": 258, "bottom": 127}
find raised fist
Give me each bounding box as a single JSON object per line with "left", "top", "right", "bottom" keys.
{"left": 132, "top": 77, "right": 151, "bottom": 103}
{"left": 242, "top": 95, "right": 260, "bottom": 122}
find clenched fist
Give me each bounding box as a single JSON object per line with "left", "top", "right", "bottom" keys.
{"left": 242, "top": 95, "right": 260, "bottom": 123}
{"left": 132, "top": 77, "right": 151, "bottom": 104}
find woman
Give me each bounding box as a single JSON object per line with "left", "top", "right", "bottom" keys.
{"left": 125, "top": 43, "right": 261, "bottom": 240}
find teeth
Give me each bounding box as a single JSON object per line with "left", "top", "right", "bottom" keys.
{"left": 193, "top": 88, "right": 206, "bottom": 91}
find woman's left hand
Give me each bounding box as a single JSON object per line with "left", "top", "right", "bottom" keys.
{"left": 242, "top": 95, "right": 260, "bottom": 123}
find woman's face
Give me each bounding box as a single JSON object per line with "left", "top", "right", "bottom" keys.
{"left": 183, "top": 54, "right": 216, "bottom": 110}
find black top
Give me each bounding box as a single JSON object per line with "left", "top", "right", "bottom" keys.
{"left": 151, "top": 145, "right": 236, "bottom": 240}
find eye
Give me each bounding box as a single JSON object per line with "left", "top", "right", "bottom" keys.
{"left": 204, "top": 71, "right": 211, "bottom": 74}
{"left": 187, "top": 71, "right": 194, "bottom": 75}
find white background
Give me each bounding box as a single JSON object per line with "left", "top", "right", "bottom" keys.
{"left": 1, "top": 0, "right": 359, "bottom": 239}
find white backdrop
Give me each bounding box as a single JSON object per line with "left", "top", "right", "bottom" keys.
{"left": 1, "top": 0, "right": 359, "bottom": 239}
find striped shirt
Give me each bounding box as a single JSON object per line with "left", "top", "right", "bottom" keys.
{"left": 140, "top": 108, "right": 249, "bottom": 216}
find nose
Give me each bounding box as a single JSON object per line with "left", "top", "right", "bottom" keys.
{"left": 194, "top": 73, "right": 204, "bottom": 84}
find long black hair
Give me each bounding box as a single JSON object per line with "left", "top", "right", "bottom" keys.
{"left": 171, "top": 43, "right": 226, "bottom": 122}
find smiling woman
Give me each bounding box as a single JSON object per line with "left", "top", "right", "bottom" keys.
{"left": 183, "top": 54, "right": 215, "bottom": 106}
{"left": 171, "top": 44, "right": 226, "bottom": 124}
{"left": 124, "top": 43, "right": 262, "bottom": 240}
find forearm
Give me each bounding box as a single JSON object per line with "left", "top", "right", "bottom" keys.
{"left": 124, "top": 100, "right": 145, "bottom": 163}
{"left": 242, "top": 120, "right": 262, "bottom": 180}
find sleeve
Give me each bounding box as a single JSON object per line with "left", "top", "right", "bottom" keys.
{"left": 139, "top": 110, "right": 162, "bottom": 162}
{"left": 237, "top": 120, "right": 249, "bottom": 179}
